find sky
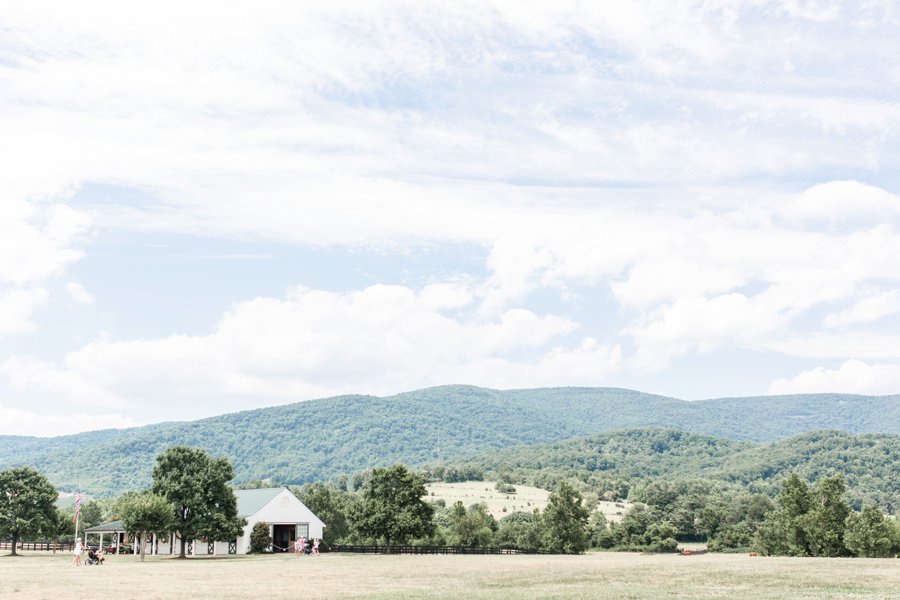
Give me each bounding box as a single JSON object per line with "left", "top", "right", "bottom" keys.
{"left": 2, "top": 1, "right": 900, "bottom": 437}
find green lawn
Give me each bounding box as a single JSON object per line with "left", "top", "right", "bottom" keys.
{"left": 3, "top": 550, "right": 899, "bottom": 599}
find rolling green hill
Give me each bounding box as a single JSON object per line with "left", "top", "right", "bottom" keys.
{"left": 0, "top": 385, "right": 898, "bottom": 496}
{"left": 456, "top": 428, "right": 900, "bottom": 511}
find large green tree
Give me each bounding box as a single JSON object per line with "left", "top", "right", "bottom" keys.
{"left": 118, "top": 491, "right": 176, "bottom": 561}
{"left": 0, "top": 467, "right": 58, "bottom": 556}
{"left": 756, "top": 473, "right": 812, "bottom": 556}
{"left": 151, "top": 446, "right": 244, "bottom": 558}
{"left": 78, "top": 500, "right": 104, "bottom": 530}
{"left": 295, "top": 483, "right": 352, "bottom": 545}
{"left": 351, "top": 464, "right": 434, "bottom": 550}
{"left": 541, "top": 480, "right": 590, "bottom": 554}
{"left": 802, "top": 474, "right": 850, "bottom": 557}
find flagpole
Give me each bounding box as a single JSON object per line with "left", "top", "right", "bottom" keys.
{"left": 74, "top": 487, "right": 81, "bottom": 542}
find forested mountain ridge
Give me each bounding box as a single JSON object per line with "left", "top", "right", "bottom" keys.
{"left": 1, "top": 385, "right": 898, "bottom": 496}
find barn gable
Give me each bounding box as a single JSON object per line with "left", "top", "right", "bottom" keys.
{"left": 234, "top": 487, "right": 325, "bottom": 553}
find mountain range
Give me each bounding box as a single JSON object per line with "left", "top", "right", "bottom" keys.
{"left": 1, "top": 385, "right": 898, "bottom": 497}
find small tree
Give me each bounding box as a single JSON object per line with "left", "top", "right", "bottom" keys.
{"left": 845, "top": 505, "right": 895, "bottom": 558}
{"left": 249, "top": 522, "right": 272, "bottom": 553}
{"left": 351, "top": 464, "right": 435, "bottom": 551}
{"left": 541, "top": 481, "right": 590, "bottom": 554}
{"left": 0, "top": 467, "right": 58, "bottom": 556}
{"left": 450, "top": 502, "right": 497, "bottom": 547}
{"left": 118, "top": 491, "right": 176, "bottom": 561}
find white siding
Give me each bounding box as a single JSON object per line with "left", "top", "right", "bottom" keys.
{"left": 238, "top": 488, "right": 326, "bottom": 554}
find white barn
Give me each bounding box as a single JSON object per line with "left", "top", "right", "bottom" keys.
{"left": 233, "top": 487, "right": 326, "bottom": 554}
{"left": 88, "top": 487, "right": 325, "bottom": 556}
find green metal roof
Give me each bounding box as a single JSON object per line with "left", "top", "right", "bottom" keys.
{"left": 234, "top": 487, "right": 284, "bottom": 518}
{"left": 83, "top": 520, "right": 125, "bottom": 533}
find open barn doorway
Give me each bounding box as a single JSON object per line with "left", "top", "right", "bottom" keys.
{"left": 272, "top": 524, "right": 295, "bottom": 553}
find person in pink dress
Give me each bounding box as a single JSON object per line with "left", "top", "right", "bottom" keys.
{"left": 312, "top": 538, "right": 320, "bottom": 556}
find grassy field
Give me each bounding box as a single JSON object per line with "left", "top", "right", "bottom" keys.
{"left": 3, "top": 550, "right": 899, "bottom": 600}
{"left": 425, "top": 481, "right": 631, "bottom": 521}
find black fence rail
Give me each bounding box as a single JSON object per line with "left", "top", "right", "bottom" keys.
{"left": 330, "top": 544, "right": 551, "bottom": 555}
{"left": 0, "top": 541, "right": 75, "bottom": 552}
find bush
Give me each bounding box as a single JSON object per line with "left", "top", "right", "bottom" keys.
{"left": 249, "top": 522, "right": 272, "bottom": 553}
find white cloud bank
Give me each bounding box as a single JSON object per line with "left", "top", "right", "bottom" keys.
{"left": 768, "top": 360, "right": 900, "bottom": 396}
{"left": 0, "top": 200, "right": 90, "bottom": 334}
{"left": 1, "top": 283, "right": 622, "bottom": 426}
{"left": 2, "top": 2, "right": 900, "bottom": 433}
{"left": 0, "top": 404, "right": 138, "bottom": 438}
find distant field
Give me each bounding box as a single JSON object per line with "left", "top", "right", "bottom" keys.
{"left": 425, "top": 480, "right": 631, "bottom": 522}
{"left": 3, "top": 551, "right": 899, "bottom": 599}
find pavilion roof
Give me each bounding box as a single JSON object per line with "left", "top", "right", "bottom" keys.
{"left": 83, "top": 519, "right": 126, "bottom": 533}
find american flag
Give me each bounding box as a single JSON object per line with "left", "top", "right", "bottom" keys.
{"left": 72, "top": 490, "right": 81, "bottom": 524}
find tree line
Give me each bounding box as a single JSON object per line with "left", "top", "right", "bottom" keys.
{"left": 0, "top": 447, "right": 244, "bottom": 560}
{"left": 294, "top": 470, "right": 899, "bottom": 557}
{"left": 3, "top": 446, "right": 899, "bottom": 559}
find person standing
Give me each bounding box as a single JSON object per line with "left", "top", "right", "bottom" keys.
{"left": 72, "top": 538, "right": 83, "bottom": 566}
{"left": 312, "top": 538, "right": 320, "bottom": 556}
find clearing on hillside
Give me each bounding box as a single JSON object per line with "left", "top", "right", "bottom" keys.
{"left": 425, "top": 481, "right": 631, "bottom": 521}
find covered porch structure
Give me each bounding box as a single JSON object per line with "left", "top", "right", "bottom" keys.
{"left": 83, "top": 520, "right": 128, "bottom": 554}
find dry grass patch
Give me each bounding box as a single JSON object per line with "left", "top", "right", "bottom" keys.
{"left": 4, "top": 550, "right": 899, "bottom": 600}
{"left": 426, "top": 481, "right": 549, "bottom": 519}
{"left": 425, "top": 480, "right": 630, "bottom": 522}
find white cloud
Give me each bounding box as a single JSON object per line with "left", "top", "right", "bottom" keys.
{"left": 0, "top": 403, "right": 138, "bottom": 437}
{"left": 0, "top": 288, "right": 49, "bottom": 334}
{"left": 783, "top": 180, "right": 900, "bottom": 227}
{"left": 0, "top": 200, "right": 90, "bottom": 335}
{"left": 765, "top": 333, "right": 900, "bottom": 360}
{"left": 824, "top": 290, "right": 900, "bottom": 328}
{"left": 768, "top": 359, "right": 900, "bottom": 395}
{"left": 0, "top": 200, "right": 89, "bottom": 285}
{"left": 65, "top": 281, "right": 94, "bottom": 305}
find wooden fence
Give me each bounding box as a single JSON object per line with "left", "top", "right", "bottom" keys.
{"left": 0, "top": 541, "right": 75, "bottom": 552}
{"left": 330, "top": 544, "right": 551, "bottom": 555}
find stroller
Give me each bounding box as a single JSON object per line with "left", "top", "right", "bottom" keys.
{"left": 84, "top": 547, "right": 105, "bottom": 565}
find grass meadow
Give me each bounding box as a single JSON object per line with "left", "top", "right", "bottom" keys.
{"left": 3, "top": 550, "right": 899, "bottom": 600}
{"left": 425, "top": 480, "right": 631, "bottom": 521}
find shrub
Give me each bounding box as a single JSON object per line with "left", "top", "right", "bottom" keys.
{"left": 249, "top": 522, "right": 272, "bottom": 553}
